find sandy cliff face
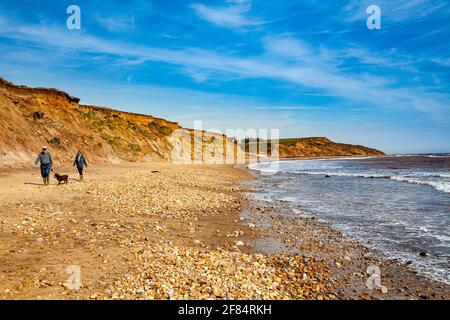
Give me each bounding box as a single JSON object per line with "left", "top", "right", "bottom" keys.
{"left": 0, "top": 78, "right": 215, "bottom": 168}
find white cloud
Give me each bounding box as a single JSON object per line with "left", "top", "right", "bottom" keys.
{"left": 191, "top": 0, "right": 264, "bottom": 29}
{"left": 431, "top": 58, "right": 450, "bottom": 67}
{"left": 0, "top": 16, "right": 448, "bottom": 120}
{"left": 182, "top": 68, "right": 210, "bottom": 83}
{"left": 262, "top": 36, "right": 315, "bottom": 63}
{"left": 95, "top": 15, "right": 134, "bottom": 32}
{"left": 318, "top": 46, "right": 419, "bottom": 73}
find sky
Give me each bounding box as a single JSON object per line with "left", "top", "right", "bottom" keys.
{"left": 0, "top": 0, "right": 449, "bottom": 154}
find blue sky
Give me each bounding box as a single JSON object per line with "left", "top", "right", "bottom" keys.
{"left": 0, "top": 0, "right": 449, "bottom": 153}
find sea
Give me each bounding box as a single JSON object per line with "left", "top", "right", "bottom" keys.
{"left": 249, "top": 154, "right": 450, "bottom": 284}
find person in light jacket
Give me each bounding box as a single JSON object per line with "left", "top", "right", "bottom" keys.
{"left": 35, "top": 146, "right": 53, "bottom": 185}
{"left": 73, "top": 151, "right": 88, "bottom": 181}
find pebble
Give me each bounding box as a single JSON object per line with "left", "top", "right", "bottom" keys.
{"left": 3, "top": 165, "right": 441, "bottom": 300}
{"left": 111, "top": 243, "right": 331, "bottom": 300}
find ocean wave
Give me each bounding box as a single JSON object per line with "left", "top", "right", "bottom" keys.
{"left": 248, "top": 162, "right": 280, "bottom": 173}
{"left": 248, "top": 157, "right": 376, "bottom": 171}
{"left": 304, "top": 172, "right": 450, "bottom": 194}
{"left": 413, "top": 172, "right": 450, "bottom": 178}
{"left": 292, "top": 171, "right": 390, "bottom": 179}
{"left": 428, "top": 155, "right": 450, "bottom": 158}
{"left": 278, "top": 196, "right": 297, "bottom": 202}
{"left": 390, "top": 176, "right": 450, "bottom": 193}
{"left": 391, "top": 154, "right": 450, "bottom": 158}
{"left": 251, "top": 166, "right": 450, "bottom": 194}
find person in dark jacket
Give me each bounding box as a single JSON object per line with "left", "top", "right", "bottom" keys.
{"left": 73, "top": 151, "right": 88, "bottom": 181}
{"left": 35, "top": 146, "right": 53, "bottom": 185}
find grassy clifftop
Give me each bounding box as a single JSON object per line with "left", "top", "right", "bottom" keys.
{"left": 242, "top": 137, "right": 384, "bottom": 158}
{"left": 277, "top": 137, "right": 384, "bottom": 158}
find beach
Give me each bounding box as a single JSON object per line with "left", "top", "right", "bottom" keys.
{"left": 0, "top": 162, "right": 448, "bottom": 299}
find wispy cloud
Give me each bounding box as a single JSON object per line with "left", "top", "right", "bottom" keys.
{"left": 431, "top": 57, "right": 450, "bottom": 67}
{"left": 95, "top": 15, "right": 135, "bottom": 32}
{"left": 318, "top": 46, "right": 419, "bottom": 73}
{"left": 191, "top": 0, "right": 265, "bottom": 29}
{"left": 255, "top": 105, "right": 327, "bottom": 111}
{"left": 0, "top": 15, "right": 448, "bottom": 120}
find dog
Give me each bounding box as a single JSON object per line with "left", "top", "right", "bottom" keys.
{"left": 54, "top": 173, "right": 69, "bottom": 185}
{"left": 32, "top": 111, "right": 45, "bottom": 120}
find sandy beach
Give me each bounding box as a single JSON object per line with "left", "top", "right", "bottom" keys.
{"left": 0, "top": 162, "right": 448, "bottom": 300}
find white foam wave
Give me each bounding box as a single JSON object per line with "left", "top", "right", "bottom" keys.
{"left": 294, "top": 171, "right": 450, "bottom": 193}
{"left": 250, "top": 161, "right": 450, "bottom": 194}
{"left": 413, "top": 172, "right": 450, "bottom": 178}
{"left": 278, "top": 196, "right": 297, "bottom": 202}
{"left": 390, "top": 176, "right": 450, "bottom": 193}
{"left": 427, "top": 155, "right": 450, "bottom": 158}
{"left": 248, "top": 162, "right": 281, "bottom": 173}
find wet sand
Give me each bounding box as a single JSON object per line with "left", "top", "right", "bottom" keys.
{"left": 0, "top": 162, "right": 448, "bottom": 299}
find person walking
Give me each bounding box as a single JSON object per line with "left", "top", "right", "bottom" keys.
{"left": 73, "top": 151, "right": 88, "bottom": 181}
{"left": 35, "top": 146, "right": 53, "bottom": 185}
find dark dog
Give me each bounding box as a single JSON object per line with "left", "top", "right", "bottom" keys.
{"left": 32, "top": 111, "right": 45, "bottom": 120}
{"left": 54, "top": 173, "right": 69, "bottom": 185}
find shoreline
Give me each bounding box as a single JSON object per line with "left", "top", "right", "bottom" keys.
{"left": 0, "top": 162, "right": 448, "bottom": 299}
{"left": 244, "top": 168, "right": 449, "bottom": 299}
